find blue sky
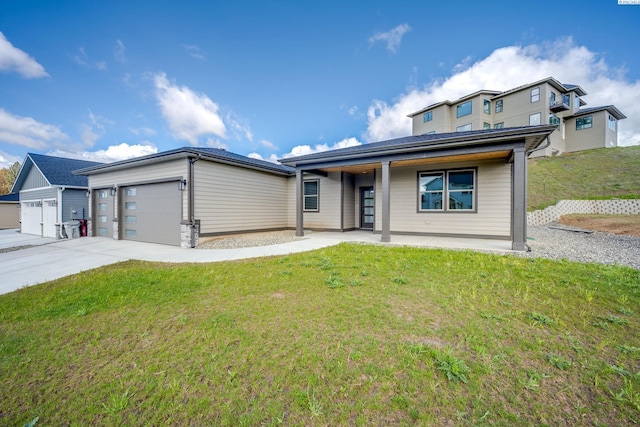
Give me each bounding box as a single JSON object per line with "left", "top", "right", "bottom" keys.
{"left": 1, "top": 0, "right": 639, "bottom": 168}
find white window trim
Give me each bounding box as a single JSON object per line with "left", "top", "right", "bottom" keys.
{"left": 303, "top": 179, "right": 319, "bottom": 212}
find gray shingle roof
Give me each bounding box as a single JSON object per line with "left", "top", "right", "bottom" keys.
{"left": 189, "top": 147, "right": 295, "bottom": 173}
{"left": 27, "top": 153, "right": 103, "bottom": 187}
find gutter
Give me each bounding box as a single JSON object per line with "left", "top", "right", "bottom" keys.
{"left": 526, "top": 135, "right": 551, "bottom": 156}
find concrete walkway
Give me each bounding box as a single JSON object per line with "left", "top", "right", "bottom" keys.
{"left": 0, "top": 229, "right": 512, "bottom": 295}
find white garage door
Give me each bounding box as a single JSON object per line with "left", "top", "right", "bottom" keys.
{"left": 21, "top": 201, "right": 41, "bottom": 235}
{"left": 120, "top": 181, "right": 182, "bottom": 246}
{"left": 42, "top": 200, "right": 57, "bottom": 238}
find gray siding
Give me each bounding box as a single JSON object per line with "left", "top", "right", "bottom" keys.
{"left": 375, "top": 160, "right": 512, "bottom": 238}
{"left": 62, "top": 189, "right": 90, "bottom": 221}
{"left": 342, "top": 172, "right": 355, "bottom": 230}
{"left": 194, "top": 161, "right": 289, "bottom": 234}
{"left": 19, "top": 187, "right": 57, "bottom": 201}
{"left": 22, "top": 166, "right": 48, "bottom": 190}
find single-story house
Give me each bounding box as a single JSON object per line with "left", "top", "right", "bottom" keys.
{"left": 0, "top": 193, "right": 20, "bottom": 229}
{"left": 11, "top": 153, "right": 103, "bottom": 237}
{"left": 75, "top": 125, "right": 555, "bottom": 251}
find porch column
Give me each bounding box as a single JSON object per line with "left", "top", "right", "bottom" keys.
{"left": 381, "top": 161, "right": 391, "bottom": 242}
{"left": 512, "top": 147, "right": 527, "bottom": 251}
{"left": 295, "top": 169, "right": 304, "bottom": 237}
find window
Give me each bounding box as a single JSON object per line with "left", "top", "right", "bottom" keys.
{"left": 483, "top": 122, "right": 491, "bottom": 130}
{"left": 456, "top": 123, "right": 472, "bottom": 132}
{"left": 125, "top": 188, "right": 136, "bottom": 196}
{"left": 494, "top": 122, "right": 504, "bottom": 129}
{"left": 303, "top": 180, "right": 319, "bottom": 212}
{"left": 549, "top": 114, "right": 561, "bottom": 126}
{"left": 98, "top": 203, "right": 107, "bottom": 211}
{"left": 495, "top": 99, "right": 503, "bottom": 113}
{"left": 549, "top": 92, "right": 556, "bottom": 105}
{"left": 418, "top": 169, "right": 475, "bottom": 212}
{"left": 98, "top": 227, "right": 108, "bottom": 236}
{"left": 456, "top": 101, "right": 472, "bottom": 118}
{"left": 98, "top": 215, "right": 107, "bottom": 223}
{"left": 574, "top": 95, "right": 580, "bottom": 110}
{"left": 529, "top": 113, "right": 541, "bottom": 126}
{"left": 423, "top": 111, "right": 433, "bottom": 122}
{"left": 98, "top": 190, "right": 108, "bottom": 199}
{"left": 483, "top": 99, "right": 491, "bottom": 114}
{"left": 576, "top": 115, "right": 592, "bottom": 130}
{"left": 531, "top": 87, "right": 540, "bottom": 103}
{"left": 125, "top": 202, "right": 136, "bottom": 210}
{"left": 608, "top": 115, "right": 616, "bottom": 131}
{"left": 124, "top": 229, "right": 137, "bottom": 237}
{"left": 125, "top": 215, "right": 136, "bottom": 223}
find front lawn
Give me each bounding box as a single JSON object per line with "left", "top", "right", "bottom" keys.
{"left": 1, "top": 244, "right": 639, "bottom": 425}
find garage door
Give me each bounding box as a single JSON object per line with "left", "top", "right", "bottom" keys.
{"left": 120, "top": 181, "right": 181, "bottom": 246}
{"left": 42, "top": 200, "right": 57, "bottom": 238}
{"left": 94, "top": 188, "right": 115, "bottom": 238}
{"left": 21, "top": 201, "right": 41, "bottom": 235}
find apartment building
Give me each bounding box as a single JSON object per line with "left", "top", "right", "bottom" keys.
{"left": 408, "top": 77, "right": 626, "bottom": 157}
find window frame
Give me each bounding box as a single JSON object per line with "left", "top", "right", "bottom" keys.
{"left": 608, "top": 115, "right": 616, "bottom": 131}
{"left": 483, "top": 99, "right": 491, "bottom": 114}
{"left": 529, "top": 112, "right": 541, "bottom": 126}
{"left": 423, "top": 111, "right": 433, "bottom": 122}
{"left": 303, "top": 179, "right": 319, "bottom": 212}
{"left": 530, "top": 87, "right": 540, "bottom": 103}
{"left": 495, "top": 99, "right": 503, "bottom": 113}
{"left": 576, "top": 115, "right": 592, "bottom": 130}
{"left": 483, "top": 122, "right": 491, "bottom": 130}
{"left": 456, "top": 123, "right": 472, "bottom": 132}
{"left": 417, "top": 168, "right": 477, "bottom": 213}
{"left": 456, "top": 100, "right": 472, "bottom": 118}
{"left": 494, "top": 122, "right": 504, "bottom": 129}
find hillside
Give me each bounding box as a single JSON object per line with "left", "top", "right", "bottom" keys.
{"left": 528, "top": 146, "right": 640, "bottom": 211}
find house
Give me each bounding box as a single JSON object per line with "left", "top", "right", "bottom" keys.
{"left": 408, "top": 77, "right": 626, "bottom": 157}
{"left": 0, "top": 193, "right": 20, "bottom": 229}
{"left": 11, "top": 154, "right": 103, "bottom": 237}
{"left": 76, "top": 125, "right": 555, "bottom": 251}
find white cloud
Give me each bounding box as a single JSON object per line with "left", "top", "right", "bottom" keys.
{"left": 0, "top": 150, "right": 22, "bottom": 169}
{"left": 247, "top": 152, "right": 280, "bottom": 163}
{"left": 260, "top": 139, "right": 277, "bottom": 150}
{"left": 79, "top": 110, "right": 113, "bottom": 147}
{"left": 226, "top": 112, "right": 253, "bottom": 141}
{"left": 184, "top": 45, "right": 205, "bottom": 60}
{"left": 154, "top": 72, "right": 226, "bottom": 144}
{"left": 114, "top": 40, "right": 126, "bottom": 63}
{"left": 282, "top": 137, "right": 362, "bottom": 158}
{"left": 0, "top": 108, "right": 68, "bottom": 149}
{"left": 0, "top": 32, "right": 48, "bottom": 78}
{"left": 73, "top": 47, "right": 107, "bottom": 70}
{"left": 369, "top": 23, "right": 411, "bottom": 54}
{"left": 129, "top": 127, "right": 156, "bottom": 137}
{"left": 47, "top": 142, "right": 158, "bottom": 163}
{"left": 365, "top": 37, "right": 640, "bottom": 146}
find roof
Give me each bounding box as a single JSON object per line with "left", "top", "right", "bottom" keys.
{"left": 408, "top": 90, "right": 502, "bottom": 117}
{"left": 567, "top": 105, "right": 627, "bottom": 120}
{"left": 280, "top": 125, "right": 556, "bottom": 166}
{"left": 75, "top": 147, "right": 295, "bottom": 176}
{"left": 0, "top": 193, "right": 19, "bottom": 202}
{"left": 11, "top": 153, "right": 104, "bottom": 192}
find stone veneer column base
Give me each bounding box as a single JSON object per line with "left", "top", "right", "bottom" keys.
{"left": 181, "top": 221, "right": 199, "bottom": 248}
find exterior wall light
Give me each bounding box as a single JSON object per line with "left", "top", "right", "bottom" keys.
{"left": 179, "top": 179, "right": 187, "bottom": 191}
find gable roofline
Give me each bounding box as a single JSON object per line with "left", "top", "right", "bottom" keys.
{"left": 407, "top": 90, "right": 502, "bottom": 117}
{"left": 280, "top": 126, "right": 556, "bottom": 166}
{"left": 566, "top": 105, "right": 627, "bottom": 120}
{"left": 74, "top": 147, "right": 295, "bottom": 176}
{"left": 10, "top": 153, "right": 51, "bottom": 193}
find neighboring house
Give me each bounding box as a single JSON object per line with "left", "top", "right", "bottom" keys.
{"left": 0, "top": 193, "right": 19, "bottom": 229}
{"left": 11, "top": 154, "right": 103, "bottom": 237}
{"left": 76, "top": 126, "right": 555, "bottom": 251}
{"left": 408, "top": 77, "right": 626, "bottom": 157}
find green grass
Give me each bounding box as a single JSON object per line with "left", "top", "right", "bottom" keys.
{"left": 1, "top": 243, "right": 639, "bottom": 425}
{"left": 528, "top": 146, "right": 640, "bottom": 210}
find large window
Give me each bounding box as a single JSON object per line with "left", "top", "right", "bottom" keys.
{"left": 418, "top": 169, "right": 475, "bottom": 212}
{"left": 529, "top": 112, "right": 541, "bottom": 126}
{"left": 423, "top": 111, "right": 433, "bottom": 122}
{"left": 608, "top": 115, "right": 616, "bottom": 131}
{"left": 549, "top": 114, "right": 560, "bottom": 126}
{"left": 494, "top": 122, "right": 504, "bottom": 129}
{"left": 576, "top": 115, "right": 592, "bottom": 130}
{"left": 531, "top": 87, "right": 540, "bottom": 103}
{"left": 483, "top": 99, "right": 491, "bottom": 114}
{"left": 495, "top": 99, "right": 503, "bottom": 113}
{"left": 303, "top": 180, "right": 319, "bottom": 211}
{"left": 456, "top": 123, "right": 472, "bottom": 132}
{"left": 456, "top": 101, "right": 472, "bottom": 118}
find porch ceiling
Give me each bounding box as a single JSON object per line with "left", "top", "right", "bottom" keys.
{"left": 319, "top": 150, "right": 512, "bottom": 174}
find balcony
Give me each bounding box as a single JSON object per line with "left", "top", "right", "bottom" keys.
{"left": 549, "top": 94, "right": 570, "bottom": 112}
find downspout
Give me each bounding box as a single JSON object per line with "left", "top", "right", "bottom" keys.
{"left": 58, "top": 187, "right": 65, "bottom": 238}
{"left": 188, "top": 154, "right": 201, "bottom": 248}
{"left": 520, "top": 136, "right": 551, "bottom": 251}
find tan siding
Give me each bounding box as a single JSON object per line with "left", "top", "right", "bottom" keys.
{"left": 194, "top": 162, "right": 289, "bottom": 234}
{"left": 565, "top": 111, "right": 608, "bottom": 152}
{"left": 303, "top": 172, "right": 342, "bottom": 230}
{"left": 0, "top": 203, "right": 19, "bottom": 228}
{"left": 342, "top": 173, "right": 355, "bottom": 229}
{"left": 377, "top": 161, "right": 511, "bottom": 237}
{"left": 88, "top": 159, "right": 189, "bottom": 219}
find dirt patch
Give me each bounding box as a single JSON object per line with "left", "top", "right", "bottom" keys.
{"left": 558, "top": 214, "right": 640, "bottom": 237}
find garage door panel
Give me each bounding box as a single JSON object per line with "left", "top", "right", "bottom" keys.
{"left": 94, "top": 189, "right": 114, "bottom": 238}
{"left": 21, "top": 201, "right": 41, "bottom": 235}
{"left": 121, "top": 182, "right": 181, "bottom": 246}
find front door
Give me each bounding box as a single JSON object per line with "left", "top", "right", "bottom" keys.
{"left": 360, "top": 187, "right": 374, "bottom": 230}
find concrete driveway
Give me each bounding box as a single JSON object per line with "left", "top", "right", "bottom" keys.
{"left": 0, "top": 228, "right": 512, "bottom": 296}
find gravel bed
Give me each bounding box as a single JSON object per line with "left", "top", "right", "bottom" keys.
{"left": 197, "top": 230, "right": 303, "bottom": 249}
{"left": 519, "top": 224, "right": 640, "bottom": 269}
{"left": 0, "top": 245, "right": 37, "bottom": 254}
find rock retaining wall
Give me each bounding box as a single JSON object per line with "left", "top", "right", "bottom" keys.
{"left": 527, "top": 199, "right": 640, "bottom": 226}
